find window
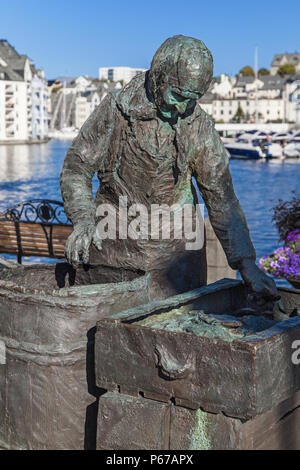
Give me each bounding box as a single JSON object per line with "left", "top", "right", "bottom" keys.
{"left": 108, "top": 69, "right": 114, "bottom": 81}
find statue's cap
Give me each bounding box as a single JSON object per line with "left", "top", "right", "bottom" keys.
{"left": 149, "top": 35, "right": 213, "bottom": 96}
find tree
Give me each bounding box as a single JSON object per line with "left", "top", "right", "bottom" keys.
{"left": 277, "top": 64, "right": 296, "bottom": 75}
{"left": 239, "top": 66, "right": 255, "bottom": 76}
{"left": 232, "top": 105, "right": 245, "bottom": 123}
{"left": 258, "top": 68, "right": 270, "bottom": 76}
{"left": 272, "top": 193, "right": 300, "bottom": 241}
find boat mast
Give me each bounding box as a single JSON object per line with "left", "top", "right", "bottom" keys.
{"left": 60, "top": 80, "right": 66, "bottom": 130}
{"left": 255, "top": 46, "right": 258, "bottom": 124}
{"left": 66, "top": 91, "right": 76, "bottom": 127}
{"left": 50, "top": 92, "right": 62, "bottom": 130}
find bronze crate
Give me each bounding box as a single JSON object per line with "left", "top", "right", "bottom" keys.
{"left": 95, "top": 279, "right": 300, "bottom": 420}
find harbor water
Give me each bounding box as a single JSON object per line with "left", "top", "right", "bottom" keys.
{"left": 0, "top": 139, "right": 299, "bottom": 287}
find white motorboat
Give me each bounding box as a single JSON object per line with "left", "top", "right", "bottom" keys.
{"left": 48, "top": 127, "right": 78, "bottom": 141}
{"left": 225, "top": 130, "right": 285, "bottom": 160}
{"left": 283, "top": 137, "right": 300, "bottom": 158}
{"left": 225, "top": 133, "right": 265, "bottom": 160}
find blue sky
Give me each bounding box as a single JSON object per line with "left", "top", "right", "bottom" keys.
{"left": 1, "top": 0, "right": 299, "bottom": 79}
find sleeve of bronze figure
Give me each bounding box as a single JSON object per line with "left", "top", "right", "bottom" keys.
{"left": 60, "top": 93, "right": 117, "bottom": 226}
{"left": 192, "top": 115, "right": 256, "bottom": 270}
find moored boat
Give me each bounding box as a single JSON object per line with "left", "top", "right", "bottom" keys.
{"left": 225, "top": 134, "right": 264, "bottom": 160}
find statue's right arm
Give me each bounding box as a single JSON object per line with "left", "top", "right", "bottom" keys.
{"left": 60, "top": 94, "right": 117, "bottom": 267}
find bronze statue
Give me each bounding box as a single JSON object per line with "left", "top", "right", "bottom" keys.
{"left": 60, "top": 35, "right": 278, "bottom": 302}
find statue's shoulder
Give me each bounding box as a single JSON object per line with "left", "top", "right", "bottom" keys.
{"left": 115, "top": 72, "right": 156, "bottom": 119}
{"left": 97, "top": 90, "right": 119, "bottom": 110}
{"left": 86, "top": 90, "right": 119, "bottom": 124}
{"left": 187, "top": 103, "right": 215, "bottom": 135}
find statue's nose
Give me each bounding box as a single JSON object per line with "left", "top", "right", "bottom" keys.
{"left": 175, "top": 102, "right": 188, "bottom": 114}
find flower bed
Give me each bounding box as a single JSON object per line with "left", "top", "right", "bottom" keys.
{"left": 259, "top": 229, "right": 300, "bottom": 286}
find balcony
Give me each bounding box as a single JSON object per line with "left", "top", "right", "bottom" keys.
{"left": 5, "top": 108, "right": 14, "bottom": 117}
{"left": 5, "top": 120, "right": 15, "bottom": 129}
{"left": 6, "top": 132, "right": 15, "bottom": 138}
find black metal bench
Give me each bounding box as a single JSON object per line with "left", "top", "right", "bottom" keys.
{"left": 0, "top": 199, "right": 72, "bottom": 264}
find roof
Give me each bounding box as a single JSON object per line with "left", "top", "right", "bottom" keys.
{"left": 0, "top": 40, "right": 20, "bottom": 61}
{"left": 285, "top": 73, "right": 300, "bottom": 83}
{"left": 0, "top": 64, "right": 23, "bottom": 81}
{"left": 200, "top": 92, "right": 214, "bottom": 104}
{"left": 81, "top": 91, "right": 92, "bottom": 98}
{"left": 259, "top": 75, "right": 284, "bottom": 90}
{"left": 235, "top": 75, "right": 284, "bottom": 90}
{"left": 0, "top": 39, "right": 37, "bottom": 81}
{"left": 271, "top": 53, "right": 300, "bottom": 67}
{"left": 79, "top": 90, "right": 101, "bottom": 101}
{"left": 52, "top": 76, "right": 76, "bottom": 85}
{"left": 235, "top": 75, "right": 254, "bottom": 87}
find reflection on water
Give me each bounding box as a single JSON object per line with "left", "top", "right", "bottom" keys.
{"left": 230, "top": 159, "right": 299, "bottom": 259}
{"left": 0, "top": 143, "right": 51, "bottom": 182}
{"left": 0, "top": 140, "right": 299, "bottom": 287}
{"left": 230, "top": 159, "right": 299, "bottom": 287}
{"left": 0, "top": 140, "right": 70, "bottom": 211}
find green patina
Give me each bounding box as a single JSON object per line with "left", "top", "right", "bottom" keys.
{"left": 113, "top": 154, "right": 123, "bottom": 182}
{"left": 174, "top": 172, "right": 194, "bottom": 204}
{"left": 189, "top": 409, "right": 211, "bottom": 450}
{"left": 135, "top": 307, "right": 277, "bottom": 342}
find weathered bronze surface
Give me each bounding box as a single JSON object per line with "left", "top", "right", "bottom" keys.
{"left": 0, "top": 263, "right": 152, "bottom": 450}
{"left": 97, "top": 390, "right": 300, "bottom": 450}
{"left": 60, "top": 35, "right": 277, "bottom": 302}
{"left": 95, "top": 279, "right": 300, "bottom": 420}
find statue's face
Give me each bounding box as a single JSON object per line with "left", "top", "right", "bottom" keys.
{"left": 157, "top": 86, "right": 200, "bottom": 120}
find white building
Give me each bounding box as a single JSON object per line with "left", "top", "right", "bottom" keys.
{"left": 0, "top": 39, "right": 49, "bottom": 142}
{"left": 0, "top": 78, "right": 28, "bottom": 141}
{"left": 31, "top": 72, "right": 49, "bottom": 140}
{"left": 210, "top": 97, "right": 284, "bottom": 124}
{"left": 200, "top": 73, "right": 299, "bottom": 125}
{"left": 211, "top": 74, "right": 235, "bottom": 98}
{"left": 75, "top": 90, "right": 102, "bottom": 129}
{"left": 284, "top": 76, "right": 300, "bottom": 126}
{"left": 99, "top": 66, "right": 146, "bottom": 85}
{"left": 50, "top": 75, "right": 121, "bottom": 131}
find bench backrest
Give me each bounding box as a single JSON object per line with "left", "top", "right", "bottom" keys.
{"left": 0, "top": 200, "right": 72, "bottom": 263}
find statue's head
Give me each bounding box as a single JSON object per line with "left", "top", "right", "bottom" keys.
{"left": 148, "top": 35, "right": 213, "bottom": 120}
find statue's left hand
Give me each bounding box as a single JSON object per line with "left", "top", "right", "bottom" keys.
{"left": 239, "top": 258, "right": 279, "bottom": 304}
